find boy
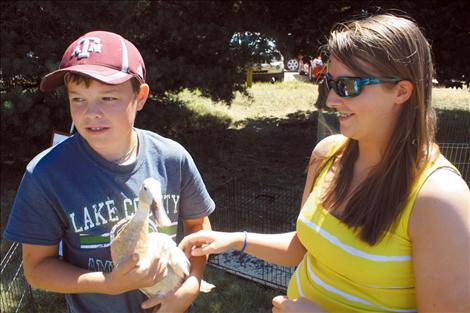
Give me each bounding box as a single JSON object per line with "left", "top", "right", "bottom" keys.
{"left": 3, "top": 30, "right": 214, "bottom": 313}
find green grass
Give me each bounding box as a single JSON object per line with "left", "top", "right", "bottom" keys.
{"left": 194, "top": 266, "right": 280, "bottom": 313}
{"left": 173, "top": 80, "right": 318, "bottom": 127}
{"left": 432, "top": 86, "right": 470, "bottom": 111}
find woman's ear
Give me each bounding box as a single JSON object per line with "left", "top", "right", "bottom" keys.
{"left": 136, "top": 83, "right": 150, "bottom": 111}
{"left": 395, "top": 80, "right": 413, "bottom": 105}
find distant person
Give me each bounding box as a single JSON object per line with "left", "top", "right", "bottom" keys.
{"left": 301, "top": 54, "right": 312, "bottom": 76}
{"left": 3, "top": 30, "right": 215, "bottom": 313}
{"left": 302, "top": 54, "right": 312, "bottom": 66}
{"left": 312, "top": 55, "right": 323, "bottom": 67}
{"left": 312, "top": 55, "right": 326, "bottom": 81}
{"left": 180, "top": 14, "right": 470, "bottom": 312}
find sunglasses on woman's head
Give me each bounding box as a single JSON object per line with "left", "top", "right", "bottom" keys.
{"left": 325, "top": 73, "right": 401, "bottom": 98}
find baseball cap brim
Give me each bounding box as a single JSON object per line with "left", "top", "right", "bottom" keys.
{"left": 39, "top": 64, "right": 136, "bottom": 92}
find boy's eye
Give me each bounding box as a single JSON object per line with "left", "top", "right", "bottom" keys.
{"left": 70, "top": 97, "right": 85, "bottom": 103}
{"left": 102, "top": 97, "right": 117, "bottom": 101}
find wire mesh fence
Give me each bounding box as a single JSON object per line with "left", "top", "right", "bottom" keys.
{"left": 1, "top": 242, "right": 35, "bottom": 313}
{"left": 1, "top": 241, "right": 68, "bottom": 313}
{"left": 439, "top": 143, "right": 470, "bottom": 184}
{"left": 207, "top": 179, "right": 303, "bottom": 291}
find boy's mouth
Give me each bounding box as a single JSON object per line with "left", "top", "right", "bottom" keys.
{"left": 86, "top": 127, "right": 110, "bottom": 132}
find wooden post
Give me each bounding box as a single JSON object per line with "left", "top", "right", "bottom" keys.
{"left": 246, "top": 67, "right": 253, "bottom": 88}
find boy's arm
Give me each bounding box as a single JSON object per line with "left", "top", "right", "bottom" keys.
{"left": 183, "top": 216, "right": 212, "bottom": 285}
{"left": 22, "top": 243, "right": 167, "bottom": 295}
{"left": 176, "top": 216, "right": 212, "bottom": 304}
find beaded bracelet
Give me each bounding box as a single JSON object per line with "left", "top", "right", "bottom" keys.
{"left": 240, "top": 231, "right": 248, "bottom": 254}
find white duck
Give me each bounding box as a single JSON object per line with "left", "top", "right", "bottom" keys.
{"left": 110, "top": 178, "right": 214, "bottom": 297}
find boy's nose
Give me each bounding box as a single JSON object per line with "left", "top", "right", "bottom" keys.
{"left": 84, "top": 102, "right": 104, "bottom": 118}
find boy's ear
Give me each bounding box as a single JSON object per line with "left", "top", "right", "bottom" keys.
{"left": 136, "top": 83, "right": 150, "bottom": 111}
{"left": 395, "top": 80, "right": 413, "bottom": 105}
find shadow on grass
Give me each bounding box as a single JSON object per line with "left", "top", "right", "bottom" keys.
{"left": 194, "top": 266, "right": 279, "bottom": 313}
{"left": 435, "top": 108, "right": 470, "bottom": 143}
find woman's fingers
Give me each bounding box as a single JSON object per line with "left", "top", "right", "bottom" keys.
{"left": 190, "top": 244, "right": 216, "bottom": 256}
{"left": 272, "top": 295, "right": 288, "bottom": 308}
{"left": 178, "top": 231, "right": 216, "bottom": 254}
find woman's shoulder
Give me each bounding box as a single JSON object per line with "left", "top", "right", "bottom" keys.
{"left": 410, "top": 166, "right": 469, "bottom": 236}
{"left": 312, "top": 134, "right": 346, "bottom": 159}
{"left": 418, "top": 167, "right": 468, "bottom": 208}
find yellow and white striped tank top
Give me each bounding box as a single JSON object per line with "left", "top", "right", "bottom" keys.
{"left": 287, "top": 141, "right": 458, "bottom": 312}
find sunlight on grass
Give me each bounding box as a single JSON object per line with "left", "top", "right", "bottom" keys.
{"left": 165, "top": 92, "right": 232, "bottom": 122}
{"left": 432, "top": 87, "right": 469, "bottom": 110}
{"left": 173, "top": 80, "right": 318, "bottom": 127}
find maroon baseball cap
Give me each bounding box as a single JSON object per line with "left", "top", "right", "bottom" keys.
{"left": 40, "top": 31, "right": 146, "bottom": 91}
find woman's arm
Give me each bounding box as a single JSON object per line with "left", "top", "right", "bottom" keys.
{"left": 22, "top": 243, "right": 167, "bottom": 295}
{"left": 409, "top": 169, "right": 470, "bottom": 312}
{"left": 179, "top": 230, "right": 305, "bottom": 267}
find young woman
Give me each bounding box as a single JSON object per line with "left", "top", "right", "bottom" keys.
{"left": 179, "top": 14, "right": 470, "bottom": 312}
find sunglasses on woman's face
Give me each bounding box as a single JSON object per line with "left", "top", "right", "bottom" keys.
{"left": 325, "top": 73, "right": 401, "bottom": 98}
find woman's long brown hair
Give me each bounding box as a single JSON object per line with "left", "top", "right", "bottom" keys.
{"left": 318, "top": 14, "right": 437, "bottom": 245}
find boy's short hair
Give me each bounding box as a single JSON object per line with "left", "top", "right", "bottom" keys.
{"left": 40, "top": 31, "right": 146, "bottom": 92}
{"left": 63, "top": 72, "right": 142, "bottom": 94}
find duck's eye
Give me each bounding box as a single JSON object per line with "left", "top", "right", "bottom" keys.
{"left": 144, "top": 187, "right": 148, "bottom": 191}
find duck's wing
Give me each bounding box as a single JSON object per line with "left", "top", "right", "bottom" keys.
{"left": 147, "top": 232, "right": 190, "bottom": 277}
{"left": 168, "top": 245, "right": 191, "bottom": 278}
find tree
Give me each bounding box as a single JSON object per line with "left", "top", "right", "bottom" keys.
{"left": 0, "top": 1, "right": 258, "bottom": 161}
{"left": 1, "top": 0, "right": 468, "bottom": 162}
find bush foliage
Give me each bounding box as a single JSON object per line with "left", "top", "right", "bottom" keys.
{"left": 1, "top": 0, "right": 468, "bottom": 162}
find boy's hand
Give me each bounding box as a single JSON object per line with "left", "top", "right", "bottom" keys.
{"left": 178, "top": 230, "right": 244, "bottom": 257}
{"left": 106, "top": 253, "right": 168, "bottom": 295}
{"left": 141, "top": 274, "right": 200, "bottom": 312}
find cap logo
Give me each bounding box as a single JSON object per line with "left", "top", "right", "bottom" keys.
{"left": 72, "top": 37, "right": 102, "bottom": 59}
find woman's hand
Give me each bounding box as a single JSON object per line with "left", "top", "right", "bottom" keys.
{"left": 272, "top": 295, "right": 326, "bottom": 313}
{"left": 178, "top": 230, "right": 244, "bottom": 257}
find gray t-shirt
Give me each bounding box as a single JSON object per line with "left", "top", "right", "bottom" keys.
{"left": 4, "top": 128, "right": 215, "bottom": 313}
